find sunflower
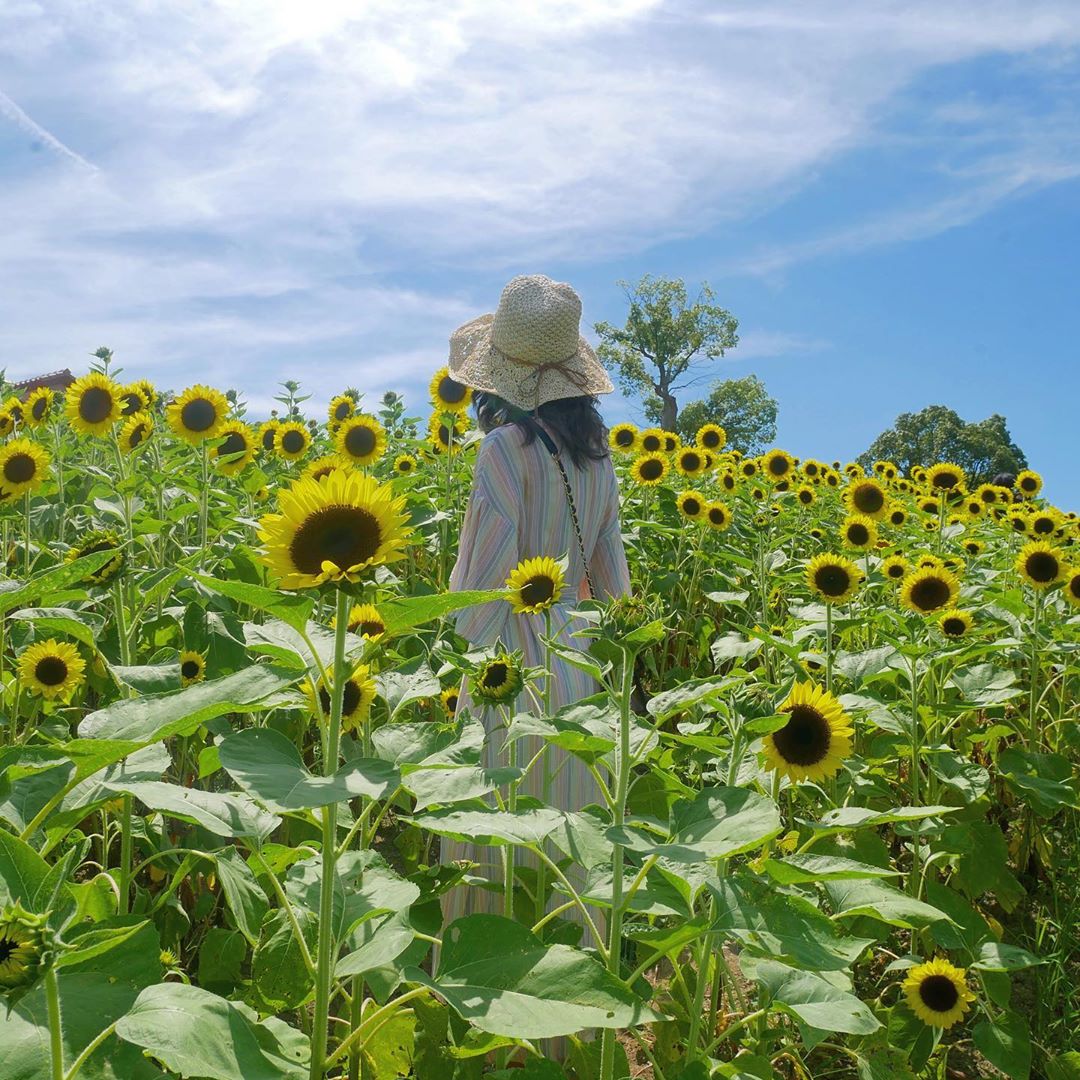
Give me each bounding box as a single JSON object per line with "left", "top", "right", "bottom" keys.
{"left": 179, "top": 650, "right": 206, "bottom": 687}
{"left": 841, "top": 515, "right": 877, "bottom": 550}
{"left": 662, "top": 432, "right": 680, "bottom": 453}
{"left": 899, "top": 567, "right": 960, "bottom": 614}
{"left": 887, "top": 505, "right": 908, "bottom": 527}
{"left": 65, "top": 372, "right": 122, "bottom": 436}
{"left": 428, "top": 413, "right": 468, "bottom": 455}
{"left": 275, "top": 420, "right": 311, "bottom": 460}
{"left": 808, "top": 527, "right": 825, "bottom": 541}
{"left": 674, "top": 447, "right": 704, "bottom": 477}
{"left": 701, "top": 451, "right": 716, "bottom": 471}
{"left": 336, "top": 414, "right": 387, "bottom": 467}
{"left": 1063, "top": 568, "right": 1080, "bottom": 609}
{"left": 393, "top": 454, "right": 418, "bottom": 476}
{"left": 795, "top": 485, "right": 816, "bottom": 507}
{"left": 608, "top": 423, "right": 638, "bottom": 454}
{"left": 749, "top": 485, "right": 766, "bottom": 502}
{"left": 677, "top": 490, "right": 705, "bottom": 520}
{"left": 874, "top": 459, "right": 898, "bottom": 480}
{"left": 259, "top": 469, "right": 411, "bottom": 589}
{"left": 696, "top": 423, "right": 726, "bottom": 451}
{"left": 327, "top": 394, "right": 356, "bottom": 428}
{"left": 339, "top": 603, "right": 386, "bottom": 640}
{"left": 119, "top": 383, "right": 152, "bottom": 416}
{"left": 718, "top": 471, "right": 737, "bottom": 493}
{"left": 211, "top": 423, "right": 256, "bottom": 476}
{"left": 1028, "top": 509, "right": 1059, "bottom": 536}
{"left": 880, "top": 553, "right": 908, "bottom": 582}
{"left": 740, "top": 459, "right": 759, "bottom": 479}
{"left": 761, "top": 449, "right": 795, "bottom": 482}
{"left": 304, "top": 456, "right": 349, "bottom": 484}
{"left": 1015, "top": 469, "right": 1042, "bottom": 498}
{"left": 902, "top": 958, "right": 974, "bottom": 1029}
{"left": 429, "top": 367, "right": 472, "bottom": 413}
{"left": 24, "top": 387, "right": 56, "bottom": 428}
{"left": 800, "top": 651, "right": 825, "bottom": 675}
{"left": 824, "top": 471, "right": 840, "bottom": 488}
{"left": 258, "top": 419, "right": 282, "bottom": 453}
{"left": 119, "top": 413, "right": 153, "bottom": 454}
{"left": 473, "top": 653, "right": 525, "bottom": 705}
{"left": 917, "top": 496, "right": 941, "bottom": 515}
{"left": 963, "top": 538, "right": 985, "bottom": 556}
{"left": 639, "top": 428, "right": 665, "bottom": 454}
{"left": 305, "top": 663, "right": 377, "bottom": 733}
{"left": 166, "top": 384, "right": 229, "bottom": 445}
{"left": 806, "top": 554, "right": 861, "bottom": 604}
{"left": 705, "top": 501, "right": 733, "bottom": 531}
{"left": 1, "top": 398, "right": 23, "bottom": 428}
{"left": 802, "top": 459, "right": 822, "bottom": 478}
{"left": 18, "top": 639, "right": 86, "bottom": 701}
{"left": 938, "top": 610, "right": 973, "bottom": 638}
{"left": 926, "top": 462, "right": 965, "bottom": 492}
{"left": 68, "top": 529, "right": 125, "bottom": 585}
{"left": 762, "top": 682, "right": 853, "bottom": 783}
{"left": 0, "top": 903, "right": 53, "bottom": 993}
{"left": 964, "top": 498, "right": 984, "bottom": 518}
{"left": 844, "top": 478, "right": 888, "bottom": 520}
{"left": 844, "top": 462, "right": 864, "bottom": 478}
{"left": 1016, "top": 540, "right": 1063, "bottom": 590}
{"left": 506, "top": 556, "right": 565, "bottom": 614}
{"left": 0, "top": 439, "right": 50, "bottom": 497}
{"left": 631, "top": 453, "right": 668, "bottom": 487}
{"left": 441, "top": 685, "right": 461, "bottom": 717}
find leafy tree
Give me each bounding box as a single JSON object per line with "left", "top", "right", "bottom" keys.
{"left": 645, "top": 375, "right": 778, "bottom": 455}
{"left": 858, "top": 405, "right": 1027, "bottom": 483}
{"left": 594, "top": 275, "right": 738, "bottom": 431}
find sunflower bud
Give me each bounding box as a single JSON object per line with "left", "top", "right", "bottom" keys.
{"left": 0, "top": 902, "right": 56, "bottom": 996}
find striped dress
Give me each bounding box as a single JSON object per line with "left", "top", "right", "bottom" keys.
{"left": 443, "top": 420, "right": 631, "bottom": 927}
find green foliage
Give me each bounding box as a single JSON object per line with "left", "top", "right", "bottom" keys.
{"left": 858, "top": 404, "right": 1027, "bottom": 482}
{"left": 646, "top": 374, "right": 779, "bottom": 452}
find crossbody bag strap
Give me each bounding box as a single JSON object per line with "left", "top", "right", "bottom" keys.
{"left": 533, "top": 425, "right": 597, "bottom": 599}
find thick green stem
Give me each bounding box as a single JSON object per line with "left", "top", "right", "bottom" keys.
{"left": 309, "top": 588, "right": 351, "bottom": 1080}
{"left": 117, "top": 794, "right": 133, "bottom": 915}
{"left": 23, "top": 490, "right": 32, "bottom": 575}
{"left": 46, "top": 967, "right": 64, "bottom": 1080}
{"left": 908, "top": 653, "right": 921, "bottom": 897}
{"left": 1029, "top": 590, "right": 1043, "bottom": 749}
{"left": 825, "top": 603, "right": 833, "bottom": 695}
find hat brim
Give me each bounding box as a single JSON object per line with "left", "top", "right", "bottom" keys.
{"left": 448, "top": 313, "right": 614, "bottom": 412}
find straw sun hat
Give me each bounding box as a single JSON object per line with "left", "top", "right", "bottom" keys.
{"left": 448, "top": 274, "right": 614, "bottom": 412}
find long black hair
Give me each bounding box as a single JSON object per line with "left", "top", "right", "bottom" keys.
{"left": 473, "top": 392, "right": 609, "bottom": 469}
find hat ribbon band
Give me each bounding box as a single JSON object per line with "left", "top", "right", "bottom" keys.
{"left": 502, "top": 349, "right": 594, "bottom": 398}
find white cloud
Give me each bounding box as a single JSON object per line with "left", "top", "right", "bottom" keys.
{"left": 0, "top": 0, "right": 1078, "bottom": 410}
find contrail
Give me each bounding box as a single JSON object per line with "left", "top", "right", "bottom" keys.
{"left": 0, "top": 89, "right": 98, "bottom": 172}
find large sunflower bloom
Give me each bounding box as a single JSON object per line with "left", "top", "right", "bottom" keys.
{"left": 68, "top": 529, "right": 126, "bottom": 585}
{"left": 473, "top": 653, "right": 525, "bottom": 706}
{"left": 675, "top": 447, "right": 706, "bottom": 477}
{"left": 1016, "top": 540, "right": 1064, "bottom": 590}
{"left": 257, "top": 419, "right": 282, "bottom": 453}
{"left": 327, "top": 394, "right": 356, "bottom": 428}
{"left": 429, "top": 367, "right": 472, "bottom": 413}
{"left": 119, "top": 383, "right": 152, "bottom": 417}
{"left": 926, "top": 462, "right": 966, "bottom": 492}
{"left": 608, "top": 423, "right": 638, "bottom": 454}
{"left": 762, "top": 682, "right": 853, "bottom": 783}
{"left": 24, "top": 387, "right": 56, "bottom": 428}
{"left": 304, "top": 662, "right": 377, "bottom": 733}
{"left": 336, "top": 414, "right": 387, "bottom": 467}
{"left": 179, "top": 650, "right": 206, "bottom": 687}
{"left": 631, "top": 452, "right": 668, "bottom": 487}
{"left": 899, "top": 566, "right": 961, "bottom": 614}
{"left": 844, "top": 478, "right": 888, "bottom": 520}
{"left": 506, "top": 556, "right": 565, "bottom": 614}
{"left": 304, "top": 456, "right": 350, "bottom": 484}
{"left": 393, "top": 454, "right": 417, "bottom": 476}
{"left": 119, "top": 413, "right": 153, "bottom": 454}
{"left": 902, "top": 958, "right": 975, "bottom": 1029}
{"left": 166, "top": 385, "right": 229, "bottom": 445}
{"left": 841, "top": 514, "right": 878, "bottom": 550}
{"left": 696, "top": 423, "right": 726, "bottom": 451}
{"left": 212, "top": 423, "right": 256, "bottom": 476}
{"left": 638, "top": 428, "right": 665, "bottom": 454}
{"left": 880, "top": 553, "right": 908, "bottom": 582}
{"left": 259, "top": 469, "right": 411, "bottom": 589}
{"left": 337, "top": 603, "right": 386, "bottom": 641}
{"left": 807, "top": 554, "right": 861, "bottom": 604}
{"left": 18, "top": 639, "right": 86, "bottom": 701}
{"left": 938, "top": 609, "right": 973, "bottom": 638}
{"left": 0, "top": 438, "right": 50, "bottom": 497}
{"left": 65, "top": 372, "right": 122, "bottom": 436}
{"left": 1062, "top": 567, "right": 1080, "bottom": 609}
{"left": 677, "top": 490, "right": 705, "bottom": 521}
{"left": 1015, "top": 469, "right": 1042, "bottom": 499}
{"left": 428, "top": 413, "right": 468, "bottom": 455}
{"left": 761, "top": 448, "right": 795, "bottom": 482}
{"left": 705, "top": 501, "right": 733, "bottom": 531}
{"left": 275, "top": 420, "right": 311, "bottom": 460}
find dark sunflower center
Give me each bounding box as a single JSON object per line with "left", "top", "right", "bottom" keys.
{"left": 1011, "top": 517, "right": 1027, "bottom": 532}
{"left": 311, "top": 465, "right": 335, "bottom": 481}
{"left": 436, "top": 424, "right": 452, "bottom": 446}
{"left": 767, "top": 456, "right": 789, "bottom": 477}
{"left": 853, "top": 485, "right": 884, "bottom": 514}
{"left": 942, "top": 617, "right": 966, "bottom": 636}
{"left": 345, "top": 425, "right": 376, "bottom": 458}
{"left": 742, "top": 464, "right": 756, "bottom": 476}
{"left": 79, "top": 387, "right": 114, "bottom": 424}
{"left": 709, "top": 508, "right": 726, "bottom": 525}
{"left": 445, "top": 693, "right": 459, "bottom": 712}
{"left": 663, "top": 436, "right": 677, "bottom": 451}
{"left": 910, "top": 576, "right": 951, "bottom": 611}
{"left": 181, "top": 659, "right": 201, "bottom": 679}
{"left": 799, "top": 490, "right": 813, "bottom": 504}
{"left": 288, "top": 505, "right": 382, "bottom": 575}
{"left": 681, "top": 452, "right": 701, "bottom": 471}
{"left": 334, "top": 400, "right": 352, "bottom": 421}
{"left": 932, "top": 471, "right": 959, "bottom": 489}
{"left": 1068, "top": 575, "right": 1080, "bottom": 600}
{"left": 520, "top": 574, "right": 555, "bottom": 607}
{"left": 319, "top": 679, "right": 362, "bottom": 717}
{"left": 128, "top": 424, "right": 147, "bottom": 448}
{"left": 1021, "top": 477, "right": 1037, "bottom": 491}
{"left": 438, "top": 376, "right": 467, "bottom": 404}
{"left": 639, "top": 459, "right": 663, "bottom": 481}
{"left": 262, "top": 427, "right": 277, "bottom": 450}
{"left": 701, "top": 429, "right": 721, "bottom": 448}
{"left": 398, "top": 459, "right": 412, "bottom": 472}
{"left": 1032, "top": 517, "right": 1053, "bottom": 534}
{"left": 722, "top": 475, "right": 735, "bottom": 490}
{"left": 180, "top": 398, "right": 217, "bottom": 433}
{"left": 683, "top": 497, "right": 701, "bottom": 515}
{"left": 0, "top": 937, "right": 15, "bottom": 962}
{"left": 890, "top": 511, "right": 905, "bottom": 525}
{"left": 642, "top": 435, "right": 661, "bottom": 452}
{"left": 280, "top": 430, "right": 305, "bottom": 454}
{"left": 980, "top": 489, "right": 996, "bottom": 503}
{"left": 482, "top": 662, "right": 509, "bottom": 689}
{"left": 1025, "top": 552, "right": 1059, "bottom": 582}
{"left": 219, "top": 432, "right": 247, "bottom": 457}
{"left": 615, "top": 429, "right": 634, "bottom": 447}
{"left": 31, "top": 398, "right": 48, "bottom": 421}
{"left": 773, "top": 704, "right": 830, "bottom": 765}
{"left": 847, "top": 523, "right": 870, "bottom": 546}
{"left": 357, "top": 620, "right": 384, "bottom": 638}
{"left": 918, "top": 974, "right": 960, "bottom": 1013}
{"left": 3, "top": 454, "right": 35, "bottom": 484}
{"left": 888, "top": 564, "right": 905, "bottom": 578}
{"left": 815, "top": 564, "right": 851, "bottom": 597}
{"left": 121, "top": 392, "right": 142, "bottom": 416}
{"left": 35, "top": 656, "right": 69, "bottom": 686}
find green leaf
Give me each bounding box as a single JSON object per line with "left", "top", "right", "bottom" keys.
{"left": 8, "top": 606, "right": 106, "bottom": 649}
{"left": 405, "top": 914, "right": 663, "bottom": 1038}
{"left": 219, "top": 727, "right": 398, "bottom": 811}
{"left": 412, "top": 807, "right": 567, "bottom": 848}
{"left": 215, "top": 846, "right": 269, "bottom": 945}
{"left": 380, "top": 589, "right": 506, "bottom": 636}
{"left": 115, "top": 982, "right": 310, "bottom": 1079}
{"left": 192, "top": 573, "right": 314, "bottom": 633}
{"left": 0, "top": 830, "right": 51, "bottom": 908}
{"left": 973, "top": 1014, "right": 1031, "bottom": 1080}
{"left": 198, "top": 928, "right": 247, "bottom": 995}
{"left": 104, "top": 779, "right": 279, "bottom": 839}
{"left": 646, "top": 677, "right": 734, "bottom": 721}
{"left": 335, "top": 911, "right": 416, "bottom": 979}
{"left": 810, "top": 805, "right": 958, "bottom": 836}
{"left": 405, "top": 766, "right": 521, "bottom": 812}
{"left": 1046, "top": 1053, "right": 1080, "bottom": 1080}
{"left": 0, "top": 549, "right": 119, "bottom": 616}
{"left": 972, "top": 941, "right": 1044, "bottom": 972}
{"left": 949, "top": 663, "right": 1022, "bottom": 705}
{"left": 252, "top": 908, "right": 317, "bottom": 1011}
{"left": 108, "top": 663, "right": 184, "bottom": 695}
{"left": 825, "top": 879, "right": 950, "bottom": 928}
{"left": 997, "top": 748, "right": 1079, "bottom": 816}
{"left": 378, "top": 666, "right": 442, "bottom": 721}
{"left": 761, "top": 855, "right": 899, "bottom": 885}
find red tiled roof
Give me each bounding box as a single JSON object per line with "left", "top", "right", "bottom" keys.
{"left": 11, "top": 369, "right": 76, "bottom": 394}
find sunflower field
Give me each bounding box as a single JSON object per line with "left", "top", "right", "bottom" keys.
{"left": 1, "top": 357, "right": 1079, "bottom": 1080}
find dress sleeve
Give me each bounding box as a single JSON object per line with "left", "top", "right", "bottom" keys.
{"left": 448, "top": 432, "right": 520, "bottom": 646}
{"left": 589, "top": 459, "right": 631, "bottom": 601}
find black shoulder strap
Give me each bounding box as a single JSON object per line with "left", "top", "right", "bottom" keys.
{"left": 532, "top": 424, "right": 596, "bottom": 599}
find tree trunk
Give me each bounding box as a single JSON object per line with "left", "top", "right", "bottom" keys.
{"left": 660, "top": 392, "right": 678, "bottom": 432}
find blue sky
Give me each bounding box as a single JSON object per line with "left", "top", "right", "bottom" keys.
{"left": 2, "top": 1, "right": 1079, "bottom": 504}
